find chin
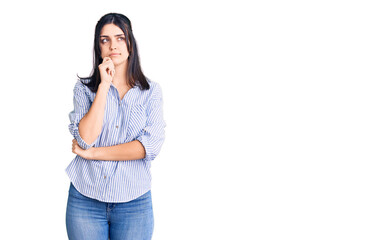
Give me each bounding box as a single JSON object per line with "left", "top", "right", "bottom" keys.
{"left": 112, "top": 59, "right": 128, "bottom": 66}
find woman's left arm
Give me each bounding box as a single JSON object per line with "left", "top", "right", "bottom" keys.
{"left": 72, "top": 139, "right": 146, "bottom": 161}
{"left": 72, "top": 83, "right": 166, "bottom": 161}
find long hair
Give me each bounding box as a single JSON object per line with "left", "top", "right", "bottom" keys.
{"left": 80, "top": 13, "right": 149, "bottom": 92}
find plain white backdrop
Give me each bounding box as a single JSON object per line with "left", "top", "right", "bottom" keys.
{"left": 0, "top": 0, "right": 375, "bottom": 239}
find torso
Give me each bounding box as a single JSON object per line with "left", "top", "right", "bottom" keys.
{"left": 114, "top": 84, "right": 131, "bottom": 100}
{"left": 118, "top": 88, "right": 129, "bottom": 100}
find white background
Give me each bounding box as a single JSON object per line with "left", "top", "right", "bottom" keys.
{"left": 0, "top": 0, "right": 375, "bottom": 239}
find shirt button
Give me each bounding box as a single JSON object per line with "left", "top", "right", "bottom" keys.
{"left": 104, "top": 176, "right": 107, "bottom": 179}
{"left": 116, "top": 126, "right": 119, "bottom": 128}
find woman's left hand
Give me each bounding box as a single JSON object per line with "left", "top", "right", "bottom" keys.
{"left": 72, "top": 139, "right": 95, "bottom": 160}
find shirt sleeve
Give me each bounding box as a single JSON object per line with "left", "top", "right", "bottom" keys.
{"left": 136, "top": 83, "right": 166, "bottom": 161}
{"left": 68, "top": 81, "right": 97, "bottom": 150}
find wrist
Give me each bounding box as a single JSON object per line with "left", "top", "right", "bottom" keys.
{"left": 91, "top": 147, "right": 104, "bottom": 160}
{"left": 99, "top": 82, "right": 111, "bottom": 90}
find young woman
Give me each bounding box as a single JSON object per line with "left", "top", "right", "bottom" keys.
{"left": 65, "top": 13, "right": 165, "bottom": 240}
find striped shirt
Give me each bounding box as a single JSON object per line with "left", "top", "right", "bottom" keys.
{"left": 65, "top": 78, "right": 166, "bottom": 203}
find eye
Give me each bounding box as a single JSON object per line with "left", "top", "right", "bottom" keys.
{"left": 100, "top": 38, "right": 109, "bottom": 43}
{"left": 118, "top": 37, "right": 125, "bottom": 41}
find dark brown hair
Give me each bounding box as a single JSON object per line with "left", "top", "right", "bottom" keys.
{"left": 80, "top": 13, "right": 149, "bottom": 92}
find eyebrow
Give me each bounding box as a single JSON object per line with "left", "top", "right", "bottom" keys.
{"left": 100, "top": 34, "right": 125, "bottom": 38}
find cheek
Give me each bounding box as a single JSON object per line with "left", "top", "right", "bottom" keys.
{"left": 99, "top": 46, "right": 105, "bottom": 58}
{"left": 122, "top": 45, "right": 129, "bottom": 55}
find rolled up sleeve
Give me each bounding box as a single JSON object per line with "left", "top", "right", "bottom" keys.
{"left": 136, "top": 84, "right": 166, "bottom": 161}
{"left": 68, "top": 81, "right": 97, "bottom": 150}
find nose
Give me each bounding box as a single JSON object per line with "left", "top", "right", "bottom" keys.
{"left": 110, "top": 41, "right": 117, "bottom": 50}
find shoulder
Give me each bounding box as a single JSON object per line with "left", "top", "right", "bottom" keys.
{"left": 145, "top": 79, "right": 163, "bottom": 100}
{"left": 132, "top": 79, "right": 163, "bottom": 106}
{"left": 72, "top": 79, "right": 94, "bottom": 99}
{"left": 73, "top": 78, "right": 88, "bottom": 91}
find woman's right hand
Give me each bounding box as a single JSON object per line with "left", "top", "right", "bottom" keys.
{"left": 98, "top": 57, "right": 115, "bottom": 84}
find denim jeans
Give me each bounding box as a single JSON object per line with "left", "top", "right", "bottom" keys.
{"left": 66, "top": 183, "right": 154, "bottom": 240}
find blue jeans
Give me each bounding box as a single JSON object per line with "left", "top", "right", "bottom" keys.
{"left": 66, "top": 183, "right": 154, "bottom": 240}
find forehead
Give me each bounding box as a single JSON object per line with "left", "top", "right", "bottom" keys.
{"left": 100, "top": 23, "right": 124, "bottom": 36}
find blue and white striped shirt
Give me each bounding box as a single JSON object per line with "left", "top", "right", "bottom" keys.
{"left": 66, "top": 78, "right": 166, "bottom": 202}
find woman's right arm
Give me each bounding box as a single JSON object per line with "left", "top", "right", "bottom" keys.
{"left": 78, "top": 82, "right": 110, "bottom": 145}
{"left": 78, "top": 57, "right": 115, "bottom": 146}
{"left": 68, "top": 57, "right": 115, "bottom": 148}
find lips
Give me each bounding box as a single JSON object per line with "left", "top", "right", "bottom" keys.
{"left": 109, "top": 53, "right": 120, "bottom": 56}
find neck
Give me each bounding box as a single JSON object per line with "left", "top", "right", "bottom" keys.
{"left": 112, "top": 62, "right": 129, "bottom": 87}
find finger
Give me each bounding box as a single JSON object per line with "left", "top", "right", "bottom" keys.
{"left": 100, "top": 62, "right": 111, "bottom": 69}
{"left": 72, "top": 145, "right": 77, "bottom": 154}
{"left": 105, "top": 62, "right": 114, "bottom": 70}
{"left": 108, "top": 60, "right": 115, "bottom": 69}
{"left": 99, "top": 60, "right": 111, "bottom": 68}
{"left": 103, "top": 57, "right": 114, "bottom": 65}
